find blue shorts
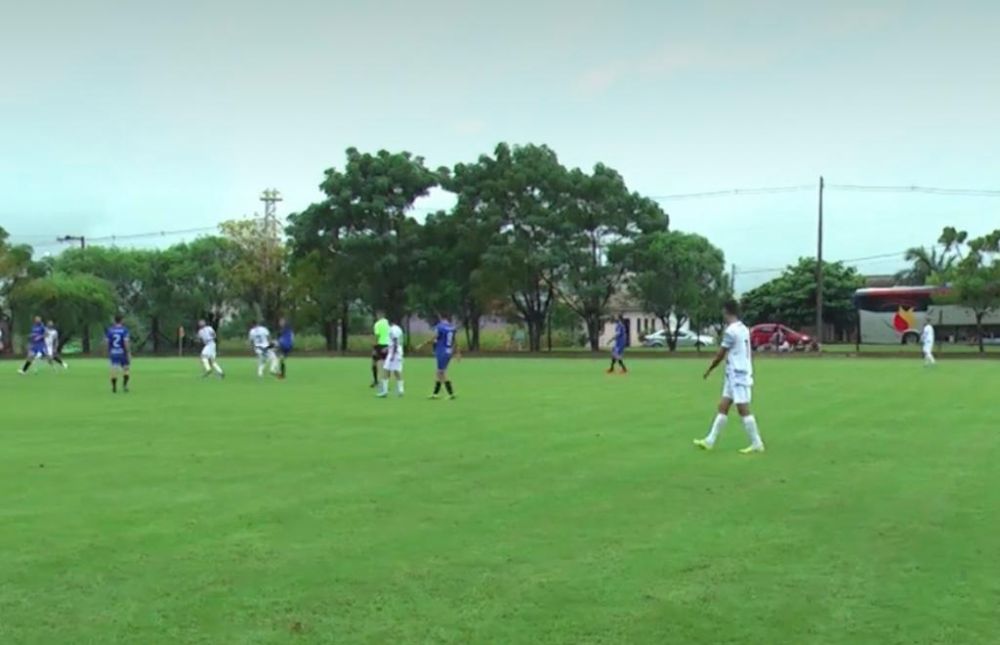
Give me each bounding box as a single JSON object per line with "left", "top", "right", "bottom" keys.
{"left": 279, "top": 345, "right": 293, "bottom": 356}
{"left": 612, "top": 345, "right": 626, "bottom": 359}
{"left": 31, "top": 344, "right": 47, "bottom": 358}
{"left": 109, "top": 353, "right": 130, "bottom": 368}
{"left": 436, "top": 353, "right": 452, "bottom": 371}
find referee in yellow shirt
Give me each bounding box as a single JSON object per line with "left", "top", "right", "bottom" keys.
{"left": 371, "top": 311, "right": 391, "bottom": 388}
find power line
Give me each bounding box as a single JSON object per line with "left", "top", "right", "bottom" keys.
{"left": 651, "top": 185, "right": 813, "bottom": 200}
{"left": 828, "top": 184, "right": 1000, "bottom": 197}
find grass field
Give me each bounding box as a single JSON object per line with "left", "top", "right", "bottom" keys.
{"left": 3, "top": 356, "right": 999, "bottom": 644}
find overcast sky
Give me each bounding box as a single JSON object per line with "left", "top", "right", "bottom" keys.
{"left": 2, "top": 0, "right": 998, "bottom": 291}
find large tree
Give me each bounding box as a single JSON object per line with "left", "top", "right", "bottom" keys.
{"left": 741, "top": 258, "right": 864, "bottom": 337}
{"left": 10, "top": 273, "right": 116, "bottom": 349}
{"left": 625, "top": 231, "right": 728, "bottom": 351}
{"left": 937, "top": 228, "right": 1000, "bottom": 353}
{"left": 220, "top": 217, "right": 289, "bottom": 328}
{"left": 0, "top": 228, "right": 47, "bottom": 349}
{"left": 446, "top": 143, "right": 567, "bottom": 351}
{"left": 554, "top": 164, "right": 668, "bottom": 350}
{"left": 410, "top": 207, "right": 499, "bottom": 350}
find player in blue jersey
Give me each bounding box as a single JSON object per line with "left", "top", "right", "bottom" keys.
{"left": 606, "top": 315, "right": 628, "bottom": 374}
{"left": 427, "top": 314, "right": 460, "bottom": 400}
{"left": 18, "top": 316, "right": 48, "bottom": 375}
{"left": 105, "top": 315, "right": 131, "bottom": 393}
{"left": 277, "top": 317, "right": 294, "bottom": 379}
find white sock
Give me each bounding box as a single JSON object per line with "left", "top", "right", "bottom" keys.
{"left": 742, "top": 415, "right": 764, "bottom": 449}
{"left": 397, "top": 380, "right": 404, "bottom": 394}
{"left": 257, "top": 364, "right": 264, "bottom": 377}
{"left": 705, "top": 414, "right": 727, "bottom": 446}
{"left": 202, "top": 358, "right": 211, "bottom": 373}
{"left": 214, "top": 362, "right": 224, "bottom": 375}
{"left": 380, "top": 379, "right": 389, "bottom": 394}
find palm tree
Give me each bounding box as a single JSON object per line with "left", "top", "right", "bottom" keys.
{"left": 895, "top": 245, "right": 956, "bottom": 285}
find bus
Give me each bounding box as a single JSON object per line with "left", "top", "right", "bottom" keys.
{"left": 854, "top": 286, "right": 1000, "bottom": 345}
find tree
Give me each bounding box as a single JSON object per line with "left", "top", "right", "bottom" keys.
{"left": 895, "top": 245, "right": 958, "bottom": 286}
{"left": 625, "top": 231, "right": 728, "bottom": 351}
{"left": 553, "top": 164, "right": 668, "bottom": 350}
{"left": 937, "top": 228, "right": 1000, "bottom": 353}
{"left": 447, "top": 143, "right": 568, "bottom": 351}
{"left": 740, "top": 258, "right": 864, "bottom": 338}
{"left": 0, "top": 228, "right": 47, "bottom": 349}
{"left": 410, "top": 208, "right": 498, "bottom": 350}
{"left": 10, "top": 273, "right": 116, "bottom": 348}
{"left": 220, "top": 217, "right": 289, "bottom": 328}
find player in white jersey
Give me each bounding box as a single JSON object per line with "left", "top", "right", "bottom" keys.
{"left": 44, "top": 321, "right": 68, "bottom": 369}
{"left": 921, "top": 318, "right": 936, "bottom": 366}
{"left": 197, "top": 319, "right": 225, "bottom": 378}
{"left": 248, "top": 321, "right": 279, "bottom": 377}
{"left": 377, "top": 322, "right": 405, "bottom": 398}
{"left": 694, "top": 299, "right": 765, "bottom": 454}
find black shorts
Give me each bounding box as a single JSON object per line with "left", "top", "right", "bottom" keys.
{"left": 372, "top": 344, "right": 388, "bottom": 360}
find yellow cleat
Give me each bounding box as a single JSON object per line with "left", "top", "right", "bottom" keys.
{"left": 739, "top": 445, "right": 765, "bottom": 455}
{"left": 693, "top": 439, "right": 712, "bottom": 451}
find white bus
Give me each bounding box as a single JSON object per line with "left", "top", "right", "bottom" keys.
{"left": 854, "top": 286, "right": 1000, "bottom": 345}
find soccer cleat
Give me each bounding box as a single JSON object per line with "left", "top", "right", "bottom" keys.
{"left": 375, "top": 391, "right": 388, "bottom": 398}
{"left": 448, "top": 395, "right": 457, "bottom": 400}
{"left": 428, "top": 394, "right": 441, "bottom": 400}
{"left": 739, "top": 445, "right": 765, "bottom": 455}
{"left": 605, "top": 368, "right": 614, "bottom": 374}
{"left": 693, "top": 439, "right": 713, "bottom": 451}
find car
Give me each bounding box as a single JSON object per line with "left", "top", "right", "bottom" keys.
{"left": 749, "top": 323, "right": 818, "bottom": 351}
{"left": 641, "top": 329, "right": 716, "bottom": 348}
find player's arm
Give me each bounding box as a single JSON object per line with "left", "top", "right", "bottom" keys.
{"left": 703, "top": 346, "right": 729, "bottom": 379}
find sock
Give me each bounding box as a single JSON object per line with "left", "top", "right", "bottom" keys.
{"left": 258, "top": 364, "right": 264, "bottom": 377}
{"left": 53, "top": 357, "right": 65, "bottom": 366}
{"left": 380, "top": 379, "right": 389, "bottom": 394}
{"left": 21, "top": 360, "right": 31, "bottom": 372}
{"left": 433, "top": 382, "right": 442, "bottom": 395}
{"left": 445, "top": 381, "right": 454, "bottom": 396}
{"left": 123, "top": 374, "right": 130, "bottom": 390}
{"left": 742, "top": 415, "right": 763, "bottom": 449}
{"left": 202, "top": 358, "right": 211, "bottom": 373}
{"left": 214, "top": 363, "right": 224, "bottom": 375}
{"left": 705, "top": 413, "right": 727, "bottom": 446}
{"left": 609, "top": 359, "right": 616, "bottom": 370}
{"left": 397, "top": 380, "right": 404, "bottom": 394}
{"left": 280, "top": 359, "right": 286, "bottom": 377}
{"left": 372, "top": 365, "right": 379, "bottom": 385}
{"left": 618, "top": 360, "right": 627, "bottom": 372}
{"left": 111, "top": 377, "right": 118, "bottom": 393}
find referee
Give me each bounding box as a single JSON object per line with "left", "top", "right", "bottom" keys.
{"left": 371, "top": 310, "right": 390, "bottom": 387}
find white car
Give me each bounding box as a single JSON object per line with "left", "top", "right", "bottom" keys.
{"left": 641, "top": 329, "right": 716, "bottom": 348}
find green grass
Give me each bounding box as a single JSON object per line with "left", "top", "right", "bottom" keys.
{"left": 2, "top": 357, "right": 998, "bottom": 644}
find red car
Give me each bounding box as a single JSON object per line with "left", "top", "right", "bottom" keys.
{"left": 749, "top": 324, "right": 818, "bottom": 351}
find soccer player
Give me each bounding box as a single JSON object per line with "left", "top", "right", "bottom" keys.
{"left": 377, "top": 320, "right": 405, "bottom": 398}
{"left": 248, "top": 321, "right": 279, "bottom": 378}
{"left": 428, "top": 314, "right": 460, "bottom": 400}
{"left": 694, "top": 299, "right": 765, "bottom": 454}
{"left": 44, "top": 320, "right": 68, "bottom": 369}
{"left": 607, "top": 315, "right": 628, "bottom": 374}
{"left": 277, "top": 317, "right": 293, "bottom": 379}
{"left": 106, "top": 315, "right": 131, "bottom": 393}
{"left": 921, "top": 318, "right": 936, "bottom": 366}
{"left": 18, "top": 316, "right": 48, "bottom": 374}
{"left": 371, "top": 310, "right": 390, "bottom": 388}
{"left": 197, "top": 319, "right": 225, "bottom": 378}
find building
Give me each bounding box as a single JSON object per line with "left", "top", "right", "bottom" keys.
{"left": 597, "top": 293, "right": 690, "bottom": 347}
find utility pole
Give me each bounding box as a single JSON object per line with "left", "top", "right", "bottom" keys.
{"left": 730, "top": 264, "right": 737, "bottom": 293}
{"left": 815, "top": 176, "right": 825, "bottom": 343}
{"left": 57, "top": 235, "right": 90, "bottom": 353}
{"left": 259, "top": 189, "right": 283, "bottom": 326}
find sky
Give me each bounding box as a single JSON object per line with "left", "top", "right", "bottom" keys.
{"left": 2, "top": 0, "right": 998, "bottom": 292}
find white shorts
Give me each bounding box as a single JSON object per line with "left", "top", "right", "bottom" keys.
{"left": 922, "top": 344, "right": 934, "bottom": 355}
{"left": 201, "top": 344, "right": 217, "bottom": 360}
{"left": 722, "top": 376, "right": 753, "bottom": 405}
{"left": 45, "top": 343, "right": 55, "bottom": 357}
{"left": 255, "top": 346, "right": 275, "bottom": 360}
{"left": 385, "top": 357, "right": 403, "bottom": 373}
